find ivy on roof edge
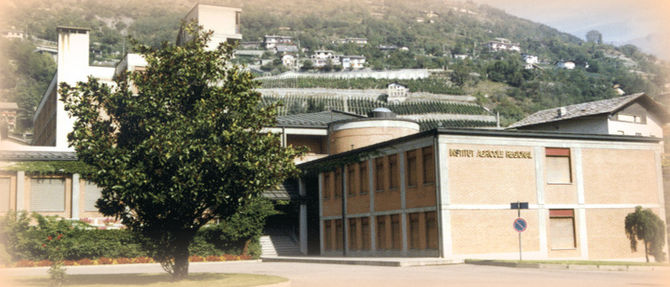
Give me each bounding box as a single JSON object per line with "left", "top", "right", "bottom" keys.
{"left": 5, "top": 161, "right": 94, "bottom": 176}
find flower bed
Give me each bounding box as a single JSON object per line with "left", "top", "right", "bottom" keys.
{"left": 2, "top": 254, "right": 252, "bottom": 268}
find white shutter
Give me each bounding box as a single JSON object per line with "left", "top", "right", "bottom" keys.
{"left": 30, "top": 178, "right": 65, "bottom": 212}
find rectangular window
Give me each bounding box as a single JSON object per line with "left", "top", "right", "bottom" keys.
{"left": 376, "top": 216, "right": 386, "bottom": 249}
{"left": 391, "top": 214, "right": 401, "bottom": 250}
{"left": 335, "top": 219, "right": 343, "bottom": 250}
{"left": 375, "top": 158, "right": 384, "bottom": 191}
{"left": 84, "top": 181, "right": 102, "bottom": 212}
{"left": 425, "top": 211, "right": 438, "bottom": 249}
{"left": 323, "top": 173, "right": 330, "bottom": 200}
{"left": 409, "top": 213, "right": 420, "bottom": 249}
{"left": 549, "top": 209, "right": 576, "bottom": 249}
{"left": 324, "top": 220, "right": 332, "bottom": 250}
{"left": 422, "top": 147, "right": 435, "bottom": 184}
{"left": 361, "top": 217, "right": 370, "bottom": 250}
{"left": 0, "top": 178, "right": 10, "bottom": 213}
{"left": 349, "top": 218, "right": 358, "bottom": 251}
{"left": 347, "top": 165, "right": 356, "bottom": 196}
{"left": 389, "top": 155, "right": 398, "bottom": 189}
{"left": 406, "top": 150, "right": 417, "bottom": 187}
{"left": 334, "top": 170, "right": 342, "bottom": 198}
{"left": 30, "top": 178, "right": 65, "bottom": 212}
{"left": 359, "top": 162, "right": 369, "bottom": 195}
{"left": 546, "top": 148, "right": 571, "bottom": 184}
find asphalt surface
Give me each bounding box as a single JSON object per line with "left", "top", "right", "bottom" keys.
{"left": 1, "top": 260, "right": 668, "bottom": 287}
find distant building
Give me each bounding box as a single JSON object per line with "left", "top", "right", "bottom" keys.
{"left": 387, "top": 83, "right": 408, "bottom": 103}
{"left": 282, "top": 54, "right": 296, "bottom": 67}
{"left": 487, "top": 38, "right": 520, "bottom": 52}
{"left": 378, "top": 44, "right": 398, "bottom": 51}
{"left": 275, "top": 44, "right": 299, "bottom": 54}
{"left": 0, "top": 102, "right": 19, "bottom": 131}
{"left": 311, "top": 50, "right": 340, "bottom": 67}
{"left": 453, "top": 54, "right": 469, "bottom": 60}
{"left": 523, "top": 54, "right": 538, "bottom": 69}
{"left": 264, "top": 35, "right": 293, "bottom": 50}
{"left": 556, "top": 61, "right": 575, "bottom": 70}
{"left": 341, "top": 55, "right": 366, "bottom": 70}
{"left": 239, "top": 41, "right": 261, "bottom": 49}
{"left": 2, "top": 30, "right": 25, "bottom": 40}
{"left": 337, "top": 37, "right": 368, "bottom": 46}
{"left": 178, "top": 3, "right": 242, "bottom": 50}
{"left": 509, "top": 93, "right": 669, "bottom": 137}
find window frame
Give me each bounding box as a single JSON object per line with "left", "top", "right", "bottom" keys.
{"left": 549, "top": 209, "right": 576, "bottom": 250}
{"left": 545, "top": 148, "right": 572, "bottom": 184}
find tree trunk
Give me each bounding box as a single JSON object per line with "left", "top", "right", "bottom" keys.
{"left": 644, "top": 240, "right": 649, "bottom": 263}
{"left": 172, "top": 238, "right": 191, "bottom": 281}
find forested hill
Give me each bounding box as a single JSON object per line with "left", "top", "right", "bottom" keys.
{"left": 1, "top": 0, "right": 668, "bottom": 129}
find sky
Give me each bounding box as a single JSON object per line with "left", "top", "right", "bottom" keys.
{"left": 471, "top": 0, "right": 670, "bottom": 59}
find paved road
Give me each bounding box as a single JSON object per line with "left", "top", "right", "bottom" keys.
{"left": 2, "top": 261, "right": 668, "bottom": 287}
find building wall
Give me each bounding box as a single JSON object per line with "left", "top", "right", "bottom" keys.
{"left": 607, "top": 110, "right": 664, "bottom": 137}
{"left": 518, "top": 116, "right": 609, "bottom": 134}
{"left": 328, "top": 121, "right": 419, "bottom": 154}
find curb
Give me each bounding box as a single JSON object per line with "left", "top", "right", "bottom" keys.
{"left": 464, "top": 259, "right": 670, "bottom": 272}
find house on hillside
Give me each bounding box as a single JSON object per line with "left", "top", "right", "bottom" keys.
{"left": 311, "top": 50, "right": 340, "bottom": 68}
{"left": 337, "top": 37, "right": 368, "bottom": 46}
{"left": 264, "top": 35, "right": 293, "bottom": 50}
{"left": 487, "top": 38, "right": 520, "bottom": 52}
{"left": 523, "top": 54, "right": 538, "bottom": 69}
{"left": 508, "top": 93, "right": 669, "bottom": 137}
{"left": 282, "top": 54, "right": 296, "bottom": 68}
{"left": 0, "top": 102, "right": 19, "bottom": 132}
{"left": 341, "top": 55, "right": 366, "bottom": 70}
{"left": 387, "top": 83, "right": 408, "bottom": 103}
{"left": 556, "top": 61, "right": 575, "bottom": 70}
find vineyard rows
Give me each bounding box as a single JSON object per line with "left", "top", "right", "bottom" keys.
{"left": 259, "top": 77, "right": 464, "bottom": 95}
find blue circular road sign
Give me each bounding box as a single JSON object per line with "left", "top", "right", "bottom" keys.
{"left": 513, "top": 217, "right": 527, "bottom": 232}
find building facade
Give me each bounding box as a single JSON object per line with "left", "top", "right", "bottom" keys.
{"left": 300, "top": 127, "right": 667, "bottom": 260}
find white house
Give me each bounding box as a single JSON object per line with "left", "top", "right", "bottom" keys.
{"left": 264, "top": 35, "right": 293, "bottom": 50}
{"left": 509, "top": 93, "right": 669, "bottom": 137}
{"left": 282, "top": 54, "right": 296, "bottom": 67}
{"left": 487, "top": 38, "right": 521, "bottom": 52}
{"left": 178, "top": 3, "right": 242, "bottom": 50}
{"left": 311, "top": 50, "right": 340, "bottom": 67}
{"left": 556, "top": 61, "right": 576, "bottom": 70}
{"left": 387, "top": 83, "right": 408, "bottom": 103}
{"left": 341, "top": 55, "right": 366, "bottom": 70}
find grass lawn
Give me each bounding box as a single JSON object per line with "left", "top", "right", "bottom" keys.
{"left": 7, "top": 273, "right": 288, "bottom": 287}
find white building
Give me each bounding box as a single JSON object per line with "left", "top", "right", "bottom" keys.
{"left": 509, "top": 93, "right": 669, "bottom": 137}
{"left": 341, "top": 55, "right": 366, "bottom": 70}
{"left": 311, "top": 50, "right": 340, "bottom": 68}
{"left": 487, "top": 38, "right": 521, "bottom": 52}
{"left": 178, "top": 3, "right": 242, "bottom": 50}
{"left": 387, "top": 83, "right": 408, "bottom": 103}
{"left": 264, "top": 35, "right": 293, "bottom": 50}
{"left": 337, "top": 37, "right": 368, "bottom": 46}
{"left": 282, "top": 54, "right": 296, "bottom": 67}
{"left": 556, "top": 61, "right": 576, "bottom": 70}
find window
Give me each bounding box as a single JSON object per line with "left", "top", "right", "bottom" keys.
{"left": 0, "top": 178, "right": 10, "bottom": 213}
{"left": 359, "top": 162, "right": 369, "bottom": 195}
{"left": 376, "top": 216, "right": 386, "bottom": 249}
{"left": 30, "top": 178, "right": 65, "bottom": 212}
{"left": 422, "top": 147, "right": 435, "bottom": 184}
{"left": 546, "top": 148, "right": 571, "bottom": 184}
{"left": 84, "top": 181, "right": 102, "bottom": 212}
{"left": 349, "top": 218, "right": 358, "bottom": 251}
{"left": 324, "top": 220, "right": 332, "bottom": 250}
{"left": 375, "top": 158, "right": 384, "bottom": 191}
{"left": 389, "top": 155, "right": 398, "bottom": 189}
{"left": 323, "top": 173, "right": 330, "bottom": 200}
{"left": 408, "top": 213, "right": 420, "bottom": 249}
{"left": 347, "top": 165, "right": 356, "bottom": 196}
{"left": 406, "top": 150, "right": 417, "bottom": 187}
{"left": 334, "top": 170, "right": 342, "bottom": 198}
{"left": 391, "top": 214, "right": 401, "bottom": 250}
{"left": 335, "top": 219, "right": 343, "bottom": 250}
{"left": 361, "top": 217, "right": 370, "bottom": 250}
{"left": 549, "top": 209, "right": 576, "bottom": 249}
{"left": 425, "top": 211, "right": 438, "bottom": 249}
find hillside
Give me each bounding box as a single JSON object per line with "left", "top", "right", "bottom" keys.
{"left": 1, "top": 0, "right": 668, "bottom": 130}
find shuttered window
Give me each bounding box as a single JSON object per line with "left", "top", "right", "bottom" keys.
{"left": 0, "top": 178, "right": 10, "bottom": 212}
{"left": 30, "top": 178, "right": 65, "bottom": 212}
{"left": 550, "top": 209, "right": 576, "bottom": 249}
{"left": 406, "top": 150, "right": 417, "bottom": 187}
{"left": 546, "top": 148, "right": 571, "bottom": 184}
{"left": 84, "top": 181, "right": 102, "bottom": 212}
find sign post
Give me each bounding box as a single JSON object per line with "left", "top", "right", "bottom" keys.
{"left": 511, "top": 201, "right": 528, "bottom": 261}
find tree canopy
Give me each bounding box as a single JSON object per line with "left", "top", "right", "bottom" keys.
{"left": 624, "top": 206, "right": 666, "bottom": 262}
{"left": 60, "top": 24, "right": 303, "bottom": 279}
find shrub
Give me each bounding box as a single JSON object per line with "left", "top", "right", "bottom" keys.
{"left": 76, "top": 258, "right": 94, "bottom": 265}
{"left": 97, "top": 257, "right": 113, "bottom": 264}
{"left": 188, "top": 255, "right": 205, "bottom": 262}
{"left": 116, "top": 257, "right": 133, "bottom": 264}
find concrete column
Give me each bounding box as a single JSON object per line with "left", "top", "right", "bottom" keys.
{"left": 534, "top": 147, "right": 548, "bottom": 257}
{"left": 71, "top": 173, "right": 80, "bottom": 219}
{"left": 435, "top": 138, "right": 452, "bottom": 258}
{"left": 399, "top": 152, "right": 408, "bottom": 255}
{"left": 368, "top": 159, "right": 376, "bottom": 252}
{"left": 299, "top": 178, "right": 307, "bottom": 254}
{"left": 574, "top": 148, "right": 589, "bottom": 259}
{"left": 16, "top": 171, "right": 24, "bottom": 211}
{"left": 318, "top": 173, "right": 325, "bottom": 255}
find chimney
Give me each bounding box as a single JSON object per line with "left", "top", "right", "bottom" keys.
{"left": 558, "top": 107, "right": 567, "bottom": 117}
{"left": 56, "top": 26, "right": 90, "bottom": 84}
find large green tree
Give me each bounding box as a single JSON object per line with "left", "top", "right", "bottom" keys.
{"left": 59, "top": 25, "right": 303, "bottom": 280}
{"left": 624, "top": 206, "right": 666, "bottom": 262}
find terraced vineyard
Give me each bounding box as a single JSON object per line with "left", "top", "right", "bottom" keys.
{"left": 261, "top": 95, "right": 490, "bottom": 117}
{"left": 259, "top": 77, "right": 464, "bottom": 95}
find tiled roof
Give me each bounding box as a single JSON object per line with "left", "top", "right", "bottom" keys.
{"left": 0, "top": 150, "right": 77, "bottom": 161}
{"left": 509, "top": 93, "right": 667, "bottom": 128}
{"left": 276, "top": 110, "right": 364, "bottom": 128}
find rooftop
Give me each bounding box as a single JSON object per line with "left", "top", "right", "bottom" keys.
{"left": 276, "top": 110, "right": 364, "bottom": 128}
{"left": 509, "top": 93, "right": 670, "bottom": 129}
